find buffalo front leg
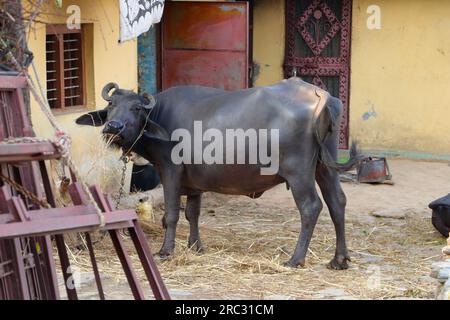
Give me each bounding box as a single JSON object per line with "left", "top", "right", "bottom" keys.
{"left": 185, "top": 194, "right": 204, "bottom": 253}
{"left": 316, "top": 164, "right": 350, "bottom": 270}
{"left": 285, "top": 177, "right": 323, "bottom": 268}
{"left": 158, "top": 178, "right": 181, "bottom": 258}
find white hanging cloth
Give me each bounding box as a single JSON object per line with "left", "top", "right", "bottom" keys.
{"left": 119, "top": 0, "right": 165, "bottom": 42}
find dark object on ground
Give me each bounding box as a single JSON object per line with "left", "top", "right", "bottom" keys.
{"left": 429, "top": 194, "right": 450, "bottom": 237}
{"left": 75, "top": 78, "right": 361, "bottom": 270}
{"left": 340, "top": 156, "right": 393, "bottom": 185}
{"left": 130, "top": 163, "right": 160, "bottom": 192}
{"left": 357, "top": 157, "right": 392, "bottom": 183}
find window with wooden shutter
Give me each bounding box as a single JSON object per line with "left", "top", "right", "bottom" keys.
{"left": 46, "top": 25, "right": 85, "bottom": 110}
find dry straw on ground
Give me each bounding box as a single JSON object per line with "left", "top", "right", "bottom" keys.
{"left": 52, "top": 158, "right": 448, "bottom": 299}
{"left": 59, "top": 188, "right": 444, "bottom": 300}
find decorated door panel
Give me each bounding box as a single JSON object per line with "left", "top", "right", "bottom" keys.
{"left": 285, "top": 0, "right": 352, "bottom": 149}
{"left": 161, "top": 2, "right": 249, "bottom": 90}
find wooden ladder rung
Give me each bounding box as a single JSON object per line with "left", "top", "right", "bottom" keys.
{"left": 0, "top": 142, "right": 60, "bottom": 162}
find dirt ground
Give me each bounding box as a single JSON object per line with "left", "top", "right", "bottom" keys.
{"left": 67, "top": 159, "right": 450, "bottom": 300}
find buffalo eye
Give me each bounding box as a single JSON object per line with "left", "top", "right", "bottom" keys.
{"left": 132, "top": 104, "right": 143, "bottom": 112}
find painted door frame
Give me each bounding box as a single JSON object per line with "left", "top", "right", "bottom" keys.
{"left": 139, "top": 1, "right": 255, "bottom": 94}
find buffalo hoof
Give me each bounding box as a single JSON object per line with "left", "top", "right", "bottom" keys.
{"left": 154, "top": 250, "right": 173, "bottom": 262}
{"left": 283, "top": 258, "right": 305, "bottom": 268}
{"left": 188, "top": 241, "right": 205, "bottom": 254}
{"left": 327, "top": 254, "right": 351, "bottom": 270}
{"left": 188, "top": 244, "right": 205, "bottom": 254}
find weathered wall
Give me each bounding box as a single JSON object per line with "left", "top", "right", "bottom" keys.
{"left": 350, "top": 0, "right": 450, "bottom": 157}
{"left": 26, "top": 0, "right": 137, "bottom": 189}
{"left": 26, "top": 0, "right": 450, "bottom": 167}
{"left": 252, "top": 0, "right": 450, "bottom": 157}
{"left": 138, "top": 28, "right": 158, "bottom": 95}
{"left": 252, "top": 0, "right": 285, "bottom": 87}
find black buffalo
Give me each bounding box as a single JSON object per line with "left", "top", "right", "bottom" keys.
{"left": 429, "top": 194, "right": 450, "bottom": 238}
{"left": 75, "top": 78, "right": 360, "bottom": 269}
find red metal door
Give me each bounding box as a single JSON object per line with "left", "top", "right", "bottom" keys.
{"left": 161, "top": 2, "right": 249, "bottom": 90}
{"left": 284, "top": 0, "right": 352, "bottom": 149}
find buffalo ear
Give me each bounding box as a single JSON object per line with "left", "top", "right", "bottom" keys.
{"left": 75, "top": 110, "right": 108, "bottom": 126}
{"left": 143, "top": 120, "right": 170, "bottom": 142}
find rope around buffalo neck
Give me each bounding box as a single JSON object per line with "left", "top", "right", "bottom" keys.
{"left": 0, "top": 39, "right": 106, "bottom": 227}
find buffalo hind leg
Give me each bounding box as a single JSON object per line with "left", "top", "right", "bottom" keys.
{"left": 285, "top": 176, "right": 323, "bottom": 268}
{"left": 185, "top": 194, "right": 204, "bottom": 253}
{"left": 316, "top": 163, "right": 350, "bottom": 270}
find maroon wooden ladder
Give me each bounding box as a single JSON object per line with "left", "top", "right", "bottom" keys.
{"left": 0, "top": 73, "right": 170, "bottom": 300}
